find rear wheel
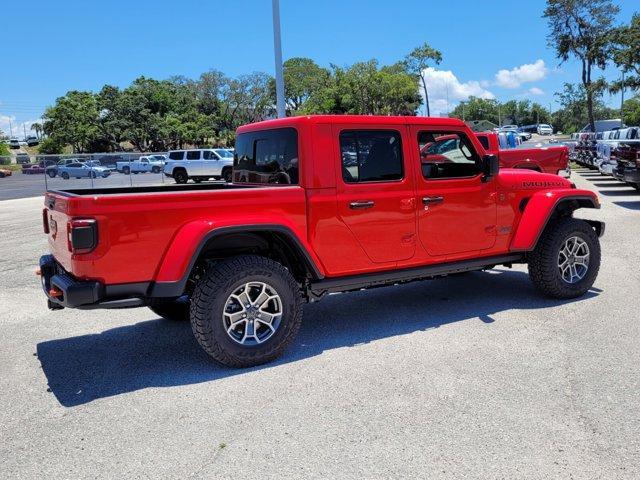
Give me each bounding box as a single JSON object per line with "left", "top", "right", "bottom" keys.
{"left": 47, "top": 170, "right": 56, "bottom": 178}
{"left": 174, "top": 170, "right": 188, "bottom": 184}
{"left": 222, "top": 167, "right": 232, "bottom": 183}
{"left": 149, "top": 297, "right": 190, "bottom": 321}
{"left": 61, "top": 172, "right": 70, "bottom": 180}
{"left": 151, "top": 166, "right": 160, "bottom": 173}
{"left": 123, "top": 166, "right": 130, "bottom": 175}
{"left": 190, "top": 255, "right": 302, "bottom": 368}
{"left": 528, "top": 217, "right": 600, "bottom": 299}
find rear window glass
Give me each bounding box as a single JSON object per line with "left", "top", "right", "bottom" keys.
{"left": 169, "top": 151, "right": 184, "bottom": 160}
{"left": 234, "top": 128, "right": 298, "bottom": 184}
{"left": 186, "top": 151, "right": 200, "bottom": 160}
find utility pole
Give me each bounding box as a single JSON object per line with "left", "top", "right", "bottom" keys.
{"left": 620, "top": 70, "right": 625, "bottom": 128}
{"left": 23, "top": 123, "right": 27, "bottom": 140}
{"left": 272, "top": 0, "right": 285, "bottom": 119}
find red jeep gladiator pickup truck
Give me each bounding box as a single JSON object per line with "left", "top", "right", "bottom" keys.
{"left": 39, "top": 115, "right": 603, "bottom": 367}
{"left": 474, "top": 131, "right": 571, "bottom": 177}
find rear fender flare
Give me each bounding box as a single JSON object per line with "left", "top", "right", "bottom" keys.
{"left": 151, "top": 221, "right": 324, "bottom": 297}
{"left": 510, "top": 190, "right": 600, "bottom": 252}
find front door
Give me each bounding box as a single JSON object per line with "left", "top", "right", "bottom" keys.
{"left": 334, "top": 125, "right": 416, "bottom": 264}
{"left": 411, "top": 126, "right": 497, "bottom": 257}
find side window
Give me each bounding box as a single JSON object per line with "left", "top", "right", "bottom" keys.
{"left": 477, "top": 136, "right": 490, "bottom": 150}
{"left": 234, "top": 127, "right": 299, "bottom": 184}
{"left": 339, "top": 130, "right": 403, "bottom": 183}
{"left": 186, "top": 151, "right": 200, "bottom": 160}
{"left": 418, "top": 131, "right": 481, "bottom": 179}
{"left": 203, "top": 150, "right": 212, "bottom": 160}
{"left": 169, "top": 151, "right": 184, "bottom": 160}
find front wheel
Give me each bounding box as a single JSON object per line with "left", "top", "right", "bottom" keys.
{"left": 61, "top": 172, "right": 70, "bottom": 180}
{"left": 151, "top": 166, "right": 160, "bottom": 173}
{"left": 47, "top": 170, "right": 56, "bottom": 178}
{"left": 190, "top": 255, "right": 303, "bottom": 368}
{"left": 123, "top": 166, "right": 130, "bottom": 175}
{"left": 528, "top": 217, "right": 600, "bottom": 299}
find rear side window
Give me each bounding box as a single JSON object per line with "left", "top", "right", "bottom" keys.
{"left": 169, "top": 151, "right": 184, "bottom": 160}
{"left": 340, "top": 130, "right": 403, "bottom": 183}
{"left": 418, "top": 131, "right": 481, "bottom": 179}
{"left": 477, "top": 136, "right": 490, "bottom": 150}
{"left": 186, "top": 151, "right": 200, "bottom": 160}
{"left": 234, "top": 128, "right": 298, "bottom": 184}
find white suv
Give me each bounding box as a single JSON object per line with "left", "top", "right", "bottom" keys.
{"left": 537, "top": 124, "right": 553, "bottom": 135}
{"left": 164, "top": 149, "right": 234, "bottom": 184}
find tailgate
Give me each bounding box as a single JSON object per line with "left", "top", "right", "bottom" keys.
{"left": 43, "top": 192, "right": 75, "bottom": 272}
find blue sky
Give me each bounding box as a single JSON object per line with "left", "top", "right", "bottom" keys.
{"left": 0, "top": 0, "right": 637, "bottom": 136}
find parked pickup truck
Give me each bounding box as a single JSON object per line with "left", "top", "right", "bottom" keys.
{"left": 611, "top": 127, "right": 640, "bottom": 190}
{"left": 164, "top": 148, "right": 233, "bottom": 183}
{"left": 116, "top": 155, "right": 165, "bottom": 174}
{"left": 38, "top": 115, "right": 604, "bottom": 367}
{"left": 475, "top": 132, "right": 570, "bottom": 177}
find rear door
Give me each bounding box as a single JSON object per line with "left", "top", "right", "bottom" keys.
{"left": 185, "top": 150, "right": 202, "bottom": 176}
{"left": 411, "top": 126, "right": 497, "bottom": 257}
{"left": 334, "top": 124, "right": 416, "bottom": 263}
{"left": 202, "top": 150, "right": 220, "bottom": 177}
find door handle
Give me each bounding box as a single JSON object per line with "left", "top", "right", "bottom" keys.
{"left": 422, "top": 196, "right": 444, "bottom": 206}
{"left": 349, "top": 200, "right": 375, "bottom": 210}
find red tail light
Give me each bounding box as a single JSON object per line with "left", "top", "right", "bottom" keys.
{"left": 67, "top": 218, "right": 98, "bottom": 254}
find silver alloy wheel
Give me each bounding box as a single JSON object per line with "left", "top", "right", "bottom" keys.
{"left": 558, "top": 235, "right": 590, "bottom": 284}
{"left": 222, "top": 281, "right": 283, "bottom": 345}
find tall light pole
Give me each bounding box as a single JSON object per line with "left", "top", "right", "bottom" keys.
{"left": 272, "top": 0, "right": 285, "bottom": 118}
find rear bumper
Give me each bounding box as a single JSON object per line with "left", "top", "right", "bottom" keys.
{"left": 39, "top": 255, "right": 147, "bottom": 310}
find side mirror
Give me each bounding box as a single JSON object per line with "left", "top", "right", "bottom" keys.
{"left": 482, "top": 154, "right": 499, "bottom": 181}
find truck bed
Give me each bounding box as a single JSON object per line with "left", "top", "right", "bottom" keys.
{"left": 49, "top": 182, "right": 254, "bottom": 197}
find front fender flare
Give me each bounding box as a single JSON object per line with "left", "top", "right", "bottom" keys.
{"left": 510, "top": 189, "right": 600, "bottom": 252}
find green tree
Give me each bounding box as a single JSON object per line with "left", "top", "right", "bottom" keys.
{"left": 450, "top": 97, "right": 500, "bottom": 123}
{"left": 279, "top": 57, "right": 330, "bottom": 113}
{"left": 610, "top": 13, "right": 640, "bottom": 93}
{"left": 552, "top": 82, "right": 617, "bottom": 133}
{"left": 403, "top": 43, "right": 442, "bottom": 116}
{"left": 622, "top": 95, "right": 640, "bottom": 125}
{"left": 543, "top": 0, "right": 619, "bottom": 132}
{"left": 38, "top": 137, "right": 64, "bottom": 154}
{"left": 43, "top": 91, "right": 101, "bottom": 153}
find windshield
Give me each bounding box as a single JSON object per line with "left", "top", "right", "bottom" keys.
{"left": 540, "top": 124, "right": 551, "bottom": 128}
{"left": 215, "top": 149, "right": 233, "bottom": 158}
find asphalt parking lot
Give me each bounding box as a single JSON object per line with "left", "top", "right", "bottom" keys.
{"left": 1, "top": 169, "right": 639, "bottom": 478}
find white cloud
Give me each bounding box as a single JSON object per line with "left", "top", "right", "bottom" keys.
{"left": 494, "top": 60, "right": 548, "bottom": 89}
{"left": 527, "top": 87, "right": 545, "bottom": 96}
{"left": 0, "top": 114, "right": 38, "bottom": 139}
{"left": 420, "top": 67, "right": 495, "bottom": 116}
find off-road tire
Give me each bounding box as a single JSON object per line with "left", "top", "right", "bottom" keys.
{"left": 190, "top": 255, "right": 302, "bottom": 368}
{"left": 148, "top": 298, "right": 190, "bottom": 321}
{"left": 528, "top": 217, "right": 600, "bottom": 299}
{"left": 174, "top": 170, "right": 188, "bottom": 184}
{"left": 151, "top": 166, "right": 161, "bottom": 173}
{"left": 222, "top": 167, "right": 232, "bottom": 183}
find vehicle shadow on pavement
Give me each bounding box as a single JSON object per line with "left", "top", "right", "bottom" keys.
{"left": 37, "top": 269, "right": 599, "bottom": 407}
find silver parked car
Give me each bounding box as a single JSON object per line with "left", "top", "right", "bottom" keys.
{"left": 58, "top": 162, "right": 111, "bottom": 179}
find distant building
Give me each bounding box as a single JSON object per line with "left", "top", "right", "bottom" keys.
{"left": 465, "top": 120, "right": 498, "bottom": 132}
{"left": 580, "top": 119, "right": 625, "bottom": 133}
